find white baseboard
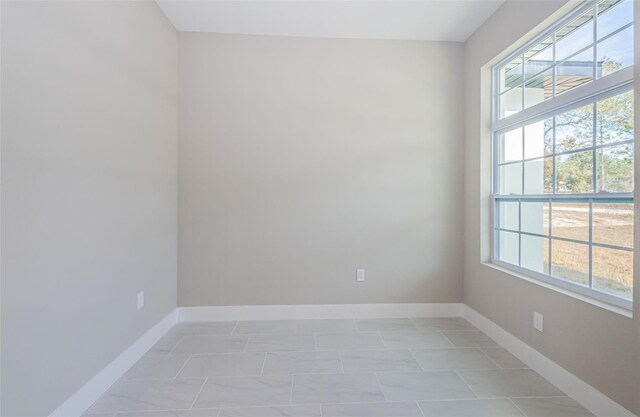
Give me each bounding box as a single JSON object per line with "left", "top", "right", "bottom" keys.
{"left": 49, "top": 309, "right": 179, "bottom": 417}
{"left": 178, "top": 303, "right": 464, "bottom": 321}
{"left": 51, "top": 303, "right": 635, "bottom": 417}
{"left": 463, "top": 305, "right": 636, "bottom": 417}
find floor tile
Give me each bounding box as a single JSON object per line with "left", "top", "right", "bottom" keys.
{"left": 481, "top": 347, "right": 528, "bottom": 369}
{"left": 124, "top": 355, "right": 189, "bottom": 379}
{"left": 234, "top": 321, "right": 297, "bottom": 334}
{"left": 168, "top": 322, "right": 237, "bottom": 337}
{"left": 296, "top": 319, "right": 356, "bottom": 333}
{"left": 458, "top": 369, "right": 564, "bottom": 397}
{"left": 219, "top": 406, "right": 321, "bottom": 416}
{"left": 322, "top": 401, "right": 423, "bottom": 416}
{"left": 511, "top": 396, "right": 595, "bottom": 416}
{"left": 418, "top": 399, "right": 524, "bottom": 416}
{"left": 356, "top": 318, "right": 417, "bottom": 332}
{"left": 85, "top": 318, "right": 587, "bottom": 417}
{"left": 442, "top": 331, "right": 499, "bottom": 347}
{"left": 411, "top": 318, "right": 476, "bottom": 331}
{"left": 172, "top": 336, "right": 248, "bottom": 355}
{"left": 193, "top": 375, "right": 292, "bottom": 409}
{"left": 315, "top": 333, "right": 385, "bottom": 350}
{"left": 245, "top": 334, "right": 315, "bottom": 352}
{"left": 178, "top": 353, "right": 266, "bottom": 377}
{"left": 379, "top": 331, "right": 453, "bottom": 349}
{"left": 262, "top": 351, "right": 342, "bottom": 375}
{"left": 292, "top": 373, "right": 385, "bottom": 404}
{"left": 340, "top": 349, "right": 420, "bottom": 372}
{"left": 377, "top": 371, "right": 476, "bottom": 401}
{"left": 147, "top": 337, "right": 182, "bottom": 355}
{"left": 115, "top": 411, "right": 220, "bottom": 417}
{"left": 88, "top": 378, "right": 205, "bottom": 413}
{"left": 412, "top": 348, "right": 498, "bottom": 370}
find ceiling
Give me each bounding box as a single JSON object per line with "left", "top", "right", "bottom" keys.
{"left": 156, "top": 1, "right": 505, "bottom": 42}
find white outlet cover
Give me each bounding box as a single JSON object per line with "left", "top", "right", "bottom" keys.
{"left": 137, "top": 291, "right": 144, "bottom": 310}
{"left": 356, "top": 269, "right": 366, "bottom": 282}
{"left": 534, "top": 312, "right": 543, "bottom": 332}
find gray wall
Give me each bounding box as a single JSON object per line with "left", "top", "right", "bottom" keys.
{"left": 178, "top": 33, "right": 464, "bottom": 306}
{"left": 4, "top": 2, "right": 637, "bottom": 415}
{"left": 0, "top": 2, "right": 178, "bottom": 416}
{"left": 462, "top": 1, "right": 640, "bottom": 414}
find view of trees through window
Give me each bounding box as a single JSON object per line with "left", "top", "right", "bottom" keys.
{"left": 551, "top": 85, "right": 633, "bottom": 195}
{"left": 493, "top": 0, "right": 634, "bottom": 306}
{"left": 540, "top": 85, "right": 633, "bottom": 299}
{"left": 495, "top": 86, "right": 634, "bottom": 301}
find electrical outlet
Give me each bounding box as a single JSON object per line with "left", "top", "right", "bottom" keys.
{"left": 356, "top": 269, "right": 366, "bottom": 282}
{"left": 137, "top": 291, "right": 144, "bottom": 310}
{"left": 534, "top": 312, "right": 543, "bottom": 332}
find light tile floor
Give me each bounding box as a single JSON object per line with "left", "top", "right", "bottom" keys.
{"left": 84, "top": 318, "right": 594, "bottom": 417}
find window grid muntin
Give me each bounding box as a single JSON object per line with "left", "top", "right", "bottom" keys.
{"left": 588, "top": 199, "right": 594, "bottom": 288}
{"left": 494, "top": 216, "right": 633, "bottom": 252}
{"left": 494, "top": 196, "right": 634, "bottom": 302}
{"left": 492, "top": 257, "right": 632, "bottom": 309}
{"left": 495, "top": 0, "right": 634, "bottom": 122}
{"left": 495, "top": 76, "right": 632, "bottom": 140}
{"left": 497, "top": 138, "right": 634, "bottom": 167}
{"left": 496, "top": 89, "right": 634, "bottom": 198}
{"left": 492, "top": 0, "right": 634, "bottom": 309}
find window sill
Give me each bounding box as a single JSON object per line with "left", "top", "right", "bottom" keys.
{"left": 481, "top": 261, "right": 633, "bottom": 318}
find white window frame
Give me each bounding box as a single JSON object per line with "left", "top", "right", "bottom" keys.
{"left": 490, "top": 0, "right": 634, "bottom": 310}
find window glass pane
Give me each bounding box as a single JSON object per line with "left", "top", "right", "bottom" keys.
{"left": 551, "top": 202, "right": 590, "bottom": 241}
{"left": 498, "top": 201, "right": 519, "bottom": 231}
{"left": 555, "top": 47, "right": 594, "bottom": 96}
{"left": 521, "top": 235, "right": 549, "bottom": 274}
{"left": 555, "top": 104, "right": 594, "bottom": 152}
{"left": 498, "top": 230, "right": 519, "bottom": 265}
{"left": 593, "top": 202, "right": 634, "bottom": 247}
{"left": 521, "top": 201, "right": 549, "bottom": 235}
{"left": 593, "top": 246, "right": 633, "bottom": 299}
{"left": 524, "top": 118, "right": 553, "bottom": 159}
{"left": 499, "top": 86, "right": 523, "bottom": 119}
{"left": 499, "top": 56, "right": 523, "bottom": 93}
{"left": 499, "top": 127, "right": 523, "bottom": 162}
{"left": 499, "top": 163, "right": 523, "bottom": 194}
{"left": 597, "top": 0, "right": 633, "bottom": 40}
{"left": 596, "top": 91, "right": 634, "bottom": 146}
{"left": 524, "top": 68, "right": 553, "bottom": 109}
{"left": 524, "top": 158, "right": 553, "bottom": 194}
{"left": 555, "top": 7, "right": 595, "bottom": 62}
{"left": 523, "top": 36, "right": 554, "bottom": 69}
{"left": 491, "top": 0, "right": 635, "bottom": 303}
{"left": 596, "top": 25, "right": 633, "bottom": 78}
{"left": 596, "top": 143, "right": 633, "bottom": 192}
{"left": 556, "top": 151, "right": 594, "bottom": 193}
{"left": 551, "top": 239, "right": 590, "bottom": 285}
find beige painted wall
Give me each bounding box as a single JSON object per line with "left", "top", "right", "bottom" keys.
{"left": 3, "top": 2, "right": 637, "bottom": 415}
{"left": 178, "top": 33, "right": 464, "bottom": 306}
{"left": 0, "top": 2, "right": 178, "bottom": 416}
{"left": 463, "top": 1, "right": 640, "bottom": 414}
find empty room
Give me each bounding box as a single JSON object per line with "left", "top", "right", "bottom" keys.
{"left": 1, "top": 0, "right": 639, "bottom": 416}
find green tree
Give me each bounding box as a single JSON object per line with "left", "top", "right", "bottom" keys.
{"left": 595, "top": 60, "right": 633, "bottom": 192}
{"left": 548, "top": 59, "right": 633, "bottom": 193}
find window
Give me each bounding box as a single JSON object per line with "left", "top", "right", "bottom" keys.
{"left": 492, "top": 0, "right": 634, "bottom": 309}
